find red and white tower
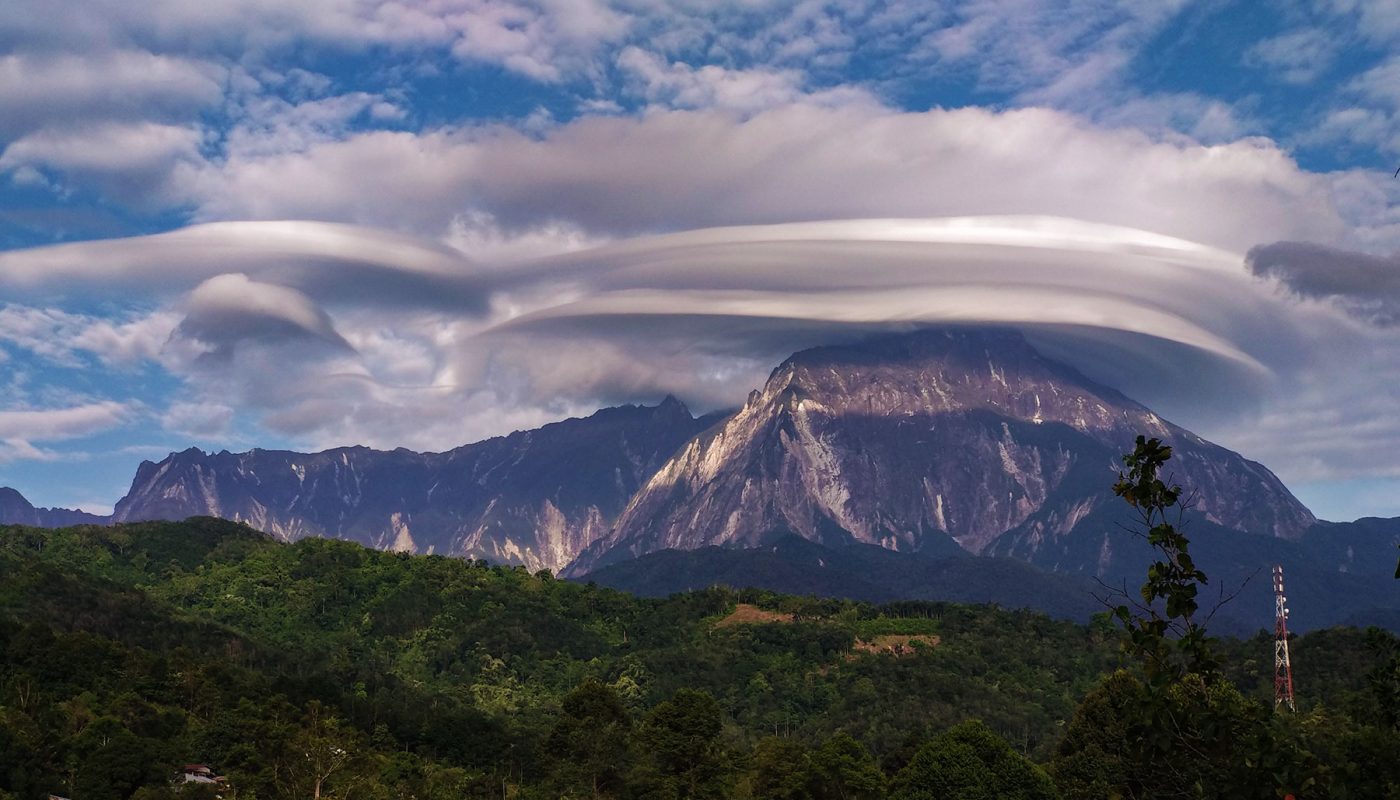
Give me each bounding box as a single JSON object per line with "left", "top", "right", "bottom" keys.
{"left": 1272, "top": 565, "right": 1296, "bottom": 712}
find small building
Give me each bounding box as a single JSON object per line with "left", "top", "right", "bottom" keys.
{"left": 176, "top": 765, "right": 230, "bottom": 797}
{"left": 180, "top": 765, "right": 220, "bottom": 784}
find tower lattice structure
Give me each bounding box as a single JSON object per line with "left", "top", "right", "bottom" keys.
{"left": 1272, "top": 564, "right": 1296, "bottom": 712}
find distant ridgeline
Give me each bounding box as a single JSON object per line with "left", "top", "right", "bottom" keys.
{"left": 4, "top": 329, "right": 1398, "bottom": 633}
{"left": 1, "top": 519, "right": 1398, "bottom": 799}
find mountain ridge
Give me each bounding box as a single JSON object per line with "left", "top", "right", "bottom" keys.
{"left": 96, "top": 397, "right": 726, "bottom": 571}
{"left": 0, "top": 487, "right": 109, "bottom": 528}
{"left": 568, "top": 328, "right": 1314, "bottom": 576}
{"left": 3, "top": 326, "right": 1394, "bottom": 630}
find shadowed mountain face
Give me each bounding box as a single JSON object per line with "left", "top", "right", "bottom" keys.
{"left": 580, "top": 535, "right": 1105, "bottom": 622}
{"left": 103, "top": 398, "right": 722, "bottom": 572}
{"left": 0, "top": 487, "right": 108, "bottom": 528}
{"left": 567, "top": 329, "right": 1315, "bottom": 575}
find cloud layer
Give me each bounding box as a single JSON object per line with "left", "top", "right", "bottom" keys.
{"left": 5, "top": 0, "right": 1400, "bottom": 519}
{"left": 0, "top": 210, "right": 1382, "bottom": 507}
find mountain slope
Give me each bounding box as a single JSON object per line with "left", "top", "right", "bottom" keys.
{"left": 0, "top": 486, "right": 109, "bottom": 527}
{"left": 579, "top": 535, "right": 1103, "bottom": 621}
{"left": 110, "top": 398, "right": 724, "bottom": 571}
{"left": 570, "top": 329, "right": 1314, "bottom": 575}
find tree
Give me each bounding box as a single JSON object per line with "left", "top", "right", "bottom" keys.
{"left": 547, "top": 678, "right": 633, "bottom": 798}
{"left": 1056, "top": 436, "right": 1291, "bottom": 799}
{"left": 806, "top": 732, "right": 885, "bottom": 800}
{"left": 1050, "top": 668, "right": 1268, "bottom": 799}
{"left": 1106, "top": 436, "right": 1217, "bottom": 685}
{"left": 890, "top": 719, "right": 1057, "bottom": 800}
{"left": 281, "top": 701, "right": 360, "bottom": 800}
{"left": 68, "top": 717, "right": 168, "bottom": 800}
{"left": 748, "top": 737, "right": 811, "bottom": 800}
{"left": 635, "top": 688, "right": 729, "bottom": 799}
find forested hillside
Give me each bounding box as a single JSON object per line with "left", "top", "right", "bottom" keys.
{"left": 1, "top": 519, "right": 1396, "bottom": 799}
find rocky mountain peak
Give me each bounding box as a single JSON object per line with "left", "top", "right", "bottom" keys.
{"left": 762, "top": 327, "right": 1150, "bottom": 440}
{"left": 571, "top": 327, "right": 1315, "bottom": 574}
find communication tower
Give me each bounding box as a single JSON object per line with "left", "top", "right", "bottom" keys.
{"left": 1272, "top": 565, "right": 1296, "bottom": 712}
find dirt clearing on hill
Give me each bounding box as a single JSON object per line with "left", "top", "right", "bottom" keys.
{"left": 716, "top": 603, "right": 796, "bottom": 627}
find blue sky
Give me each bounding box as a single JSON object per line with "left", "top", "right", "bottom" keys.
{"left": 2, "top": 0, "right": 1400, "bottom": 521}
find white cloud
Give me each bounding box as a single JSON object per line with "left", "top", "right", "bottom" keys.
{"left": 925, "top": 0, "right": 1187, "bottom": 98}
{"left": 444, "top": 210, "right": 607, "bottom": 265}
{"left": 0, "top": 220, "right": 488, "bottom": 310}
{"left": 0, "top": 401, "right": 131, "bottom": 440}
{"left": 177, "top": 273, "right": 353, "bottom": 354}
{"left": 0, "top": 438, "right": 60, "bottom": 464}
{"left": 0, "top": 0, "right": 632, "bottom": 81}
{"left": 0, "top": 306, "right": 89, "bottom": 366}
{"left": 0, "top": 50, "right": 224, "bottom": 140}
{"left": 1295, "top": 106, "right": 1397, "bottom": 154}
{"left": 1090, "top": 92, "right": 1256, "bottom": 145}
{"left": 0, "top": 304, "right": 178, "bottom": 367}
{"left": 1349, "top": 55, "right": 1400, "bottom": 112}
{"left": 0, "top": 121, "right": 205, "bottom": 204}
{"left": 616, "top": 46, "right": 875, "bottom": 114}
{"left": 163, "top": 400, "right": 236, "bottom": 438}
{"left": 1326, "top": 0, "right": 1400, "bottom": 45}
{"left": 70, "top": 313, "right": 182, "bottom": 365}
{"left": 222, "top": 91, "right": 400, "bottom": 159}
{"left": 1243, "top": 27, "right": 1341, "bottom": 85}
{"left": 0, "top": 212, "right": 1358, "bottom": 464}
{"left": 445, "top": 0, "right": 631, "bottom": 82}
{"left": 167, "top": 104, "right": 1351, "bottom": 253}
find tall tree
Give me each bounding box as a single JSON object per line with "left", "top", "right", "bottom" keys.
{"left": 1056, "top": 436, "right": 1287, "bottom": 799}
{"left": 635, "top": 689, "right": 729, "bottom": 800}
{"left": 547, "top": 678, "right": 633, "bottom": 798}
{"left": 890, "top": 719, "right": 1057, "bottom": 800}
{"left": 807, "top": 732, "right": 886, "bottom": 800}
{"left": 281, "top": 701, "right": 360, "bottom": 800}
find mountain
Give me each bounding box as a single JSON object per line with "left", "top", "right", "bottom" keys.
{"left": 107, "top": 398, "right": 723, "bottom": 572}
{"left": 0, "top": 487, "right": 109, "bottom": 527}
{"left": 580, "top": 535, "right": 1103, "bottom": 622}
{"left": 7, "top": 327, "right": 1393, "bottom": 631}
{"left": 569, "top": 328, "right": 1316, "bottom": 576}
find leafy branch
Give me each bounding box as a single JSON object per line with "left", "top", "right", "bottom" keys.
{"left": 1105, "top": 436, "right": 1218, "bottom": 684}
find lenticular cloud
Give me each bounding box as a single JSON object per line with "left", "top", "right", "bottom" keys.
{"left": 485, "top": 216, "right": 1308, "bottom": 418}
{"left": 0, "top": 214, "right": 1330, "bottom": 448}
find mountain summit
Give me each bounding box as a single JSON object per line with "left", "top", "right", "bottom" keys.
{"left": 568, "top": 329, "right": 1314, "bottom": 574}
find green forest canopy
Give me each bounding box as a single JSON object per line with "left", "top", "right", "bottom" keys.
{"left": 0, "top": 518, "right": 1396, "bottom": 800}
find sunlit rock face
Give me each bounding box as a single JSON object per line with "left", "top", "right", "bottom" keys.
{"left": 110, "top": 398, "right": 720, "bottom": 572}
{"left": 571, "top": 329, "right": 1314, "bottom": 574}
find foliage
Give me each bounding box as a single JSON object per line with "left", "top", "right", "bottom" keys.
{"left": 807, "top": 732, "right": 886, "bottom": 800}
{"left": 1, "top": 513, "right": 1397, "bottom": 800}
{"left": 546, "top": 678, "right": 633, "bottom": 798}
{"left": 1108, "top": 436, "right": 1217, "bottom": 683}
{"left": 890, "top": 719, "right": 1057, "bottom": 800}
{"left": 1051, "top": 436, "right": 1400, "bottom": 799}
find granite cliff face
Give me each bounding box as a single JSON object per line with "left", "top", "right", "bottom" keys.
{"left": 108, "top": 398, "right": 720, "bottom": 572}
{"left": 568, "top": 329, "right": 1315, "bottom": 575}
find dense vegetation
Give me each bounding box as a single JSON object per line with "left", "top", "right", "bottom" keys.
{"left": 0, "top": 512, "right": 1396, "bottom": 799}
